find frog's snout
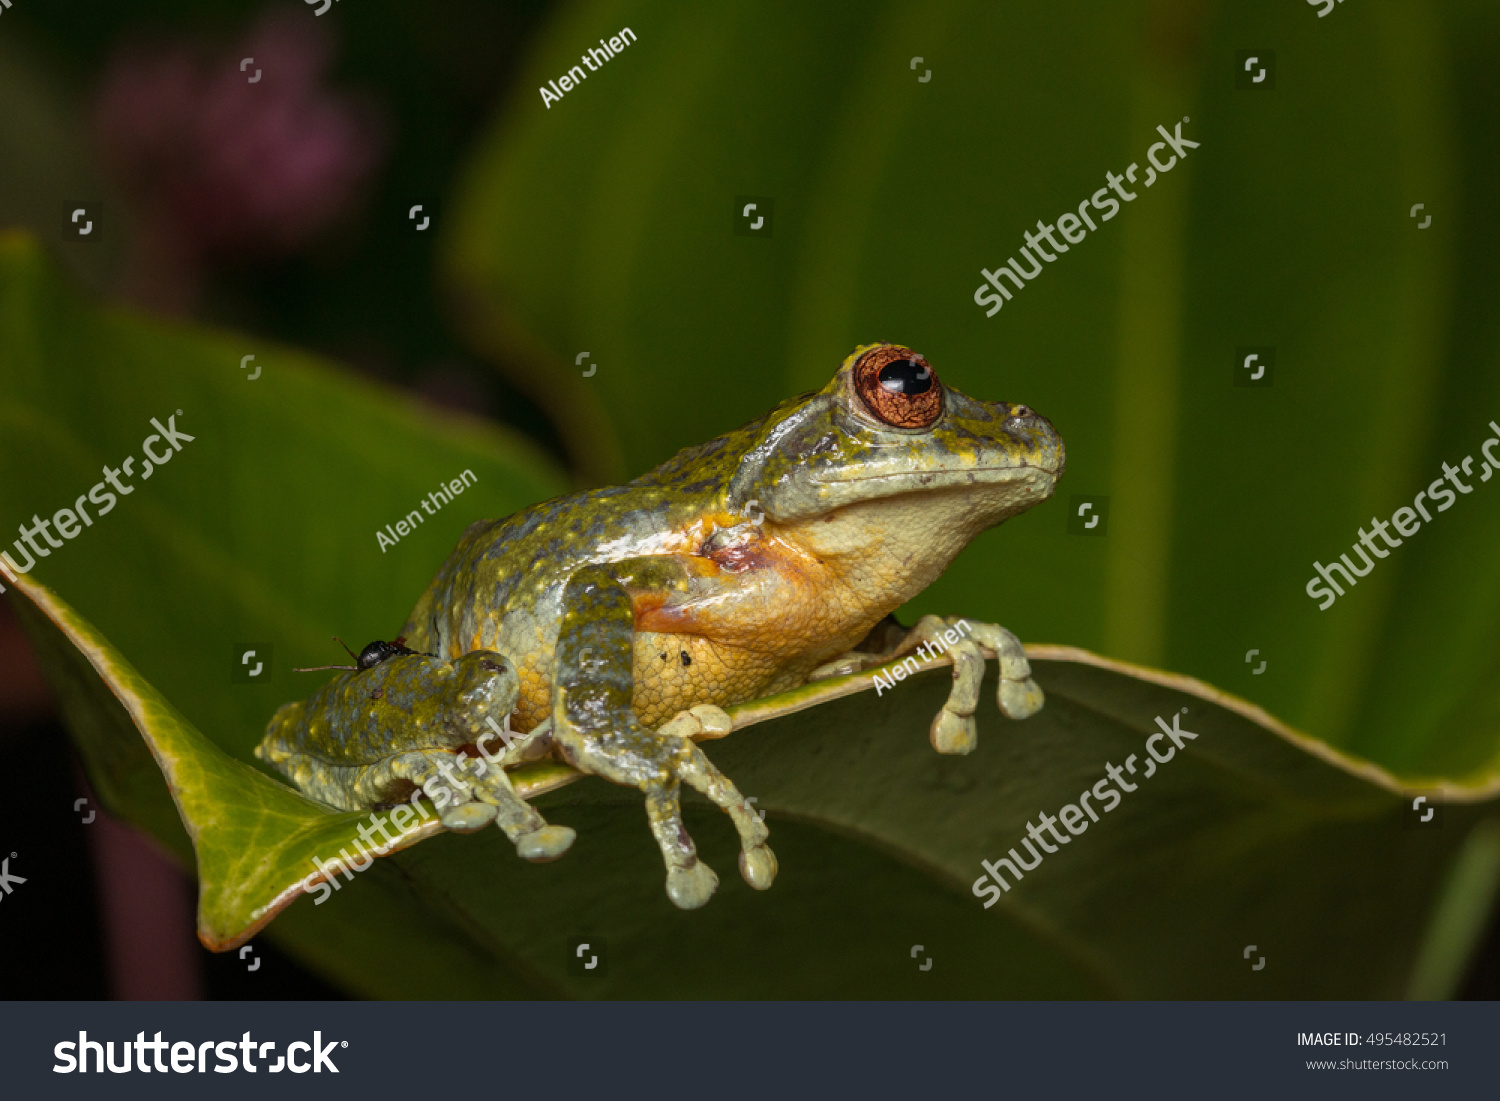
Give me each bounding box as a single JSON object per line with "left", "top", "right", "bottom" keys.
{"left": 1002, "top": 401, "right": 1066, "bottom": 479}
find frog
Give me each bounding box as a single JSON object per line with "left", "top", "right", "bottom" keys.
{"left": 257, "top": 342, "right": 1065, "bottom": 910}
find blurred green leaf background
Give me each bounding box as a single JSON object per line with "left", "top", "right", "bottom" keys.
{"left": 446, "top": 0, "right": 1500, "bottom": 782}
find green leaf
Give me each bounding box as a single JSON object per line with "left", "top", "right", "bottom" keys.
{"left": 15, "top": 562, "right": 1500, "bottom": 996}
{"left": 9, "top": 573, "right": 437, "bottom": 948}
{"left": 443, "top": 0, "right": 1500, "bottom": 784}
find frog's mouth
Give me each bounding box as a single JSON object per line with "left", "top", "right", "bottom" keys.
{"left": 810, "top": 460, "right": 1063, "bottom": 497}
{"left": 818, "top": 460, "right": 1063, "bottom": 485}
{"left": 761, "top": 462, "right": 1060, "bottom": 524}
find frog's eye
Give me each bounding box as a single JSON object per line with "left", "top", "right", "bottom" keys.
{"left": 853, "top": 345, "right": 943, "bottom": 428}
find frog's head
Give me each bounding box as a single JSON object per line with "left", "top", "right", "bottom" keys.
{"left": 726, "top": 343, "right": 1064, "bottom": 536}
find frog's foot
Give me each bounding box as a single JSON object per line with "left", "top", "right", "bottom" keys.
{"left": 644, "top": 778, "right": 719, "bottom": 910}
{"left": 463, "top": 725, "right": 577, "bottom": 862}
{"left": 385, "top": 745, "right": 575, "bottom": 861}
{"left": 647, "top": 737, "right": 776, "bottom": 908}
{"left": 861, "top": 615, "right": 1044, "bottom": 755}
{"left": 658, "top": 706, "right": 777, "bottom": 892}
{"left": 964, "top": 621, "right": 1045, "bottom": 721}
{"left": 554, "top": 701, "right": 775, "bottom": 909}
{"left": 555, "top": 725, "right": 721, "bottom": 910}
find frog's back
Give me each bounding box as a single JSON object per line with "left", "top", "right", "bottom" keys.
{"left": 399, "top": 480, "right": 722, "bottom": 718}
{"left": 404, "top": 411, "right": 767, "bottom": 643}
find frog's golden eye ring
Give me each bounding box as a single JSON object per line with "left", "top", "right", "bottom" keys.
{"left": 853, "top": 345, "right": 943, "bottom": 428}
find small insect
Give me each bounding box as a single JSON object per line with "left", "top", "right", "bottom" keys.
{"left": 293, "top": 636, "right": 434, "bottom": 673}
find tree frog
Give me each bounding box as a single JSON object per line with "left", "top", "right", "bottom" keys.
{"left": 258, "top": 343, "right": 1065, "bottom": 909}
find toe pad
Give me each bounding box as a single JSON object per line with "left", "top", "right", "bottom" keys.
{"left": 442, "top": 802, "right": 499, "bottom": 833}
{"left": 738, "top": 845, "right": 778, "bottom": 890}
{"left": 666, "top": 860, "right": 720, "bottom": 909}
{"left": 1000, "top": 677, "right": 1045, "bottom": 720}
{"left": 930, "top": 709, "right": 978, "bottom": 755}
{"left": 517, "top": 825, "right": 577, "bottom": 863}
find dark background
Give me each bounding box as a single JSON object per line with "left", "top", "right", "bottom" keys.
{"left": 0, "top": 0, "right": 561, "bottom": 1000}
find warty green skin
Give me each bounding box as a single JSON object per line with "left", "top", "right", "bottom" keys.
{"left": 257, "top": 650, "right": 570, "bottom": 850}
{"left": 257, "top": 650, "right": 511, "bottom": 793}
{"left": 259, "top": 342, "right": 1065, "bottom": 909}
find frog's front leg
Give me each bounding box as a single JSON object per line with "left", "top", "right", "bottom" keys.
{"left": 814, "top": 614, "right": 1044, "bottom": 755}
{"left": 550, "top": 560, "right": 776, "bottom": 910}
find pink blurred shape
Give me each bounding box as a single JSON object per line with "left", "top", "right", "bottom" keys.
{"left": 95, "top": 8, "right": 384, "bottom": 261}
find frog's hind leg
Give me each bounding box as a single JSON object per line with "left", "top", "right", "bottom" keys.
{"left": 373, "top": 747, "right": 576, "bottom": 862}
{"left": 465, "top": 727, "right": 578, "bottom": 861}
{"left": 550, "top": 562, "right": 776, "bottom": 910}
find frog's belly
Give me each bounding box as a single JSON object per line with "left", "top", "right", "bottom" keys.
{"left": 508, "top": 631, "right": 804, "bottom": 733}
{"left": 629, "top": 630, "right": 799, "bottom": 729}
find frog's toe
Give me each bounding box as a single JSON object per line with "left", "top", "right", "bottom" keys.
{"left": 931, "top": 708, "right": 978, "bottom": 755}
{"left": 659, "top": 704, "right": 734, "bottom": 741}
{"left": 516, "top": 824, "right": 576, "bottom": 863}
{"left": 441, "top": 801, "right": 499, "bottom": 833}
{"left": 687, "top": 703, "right": 734, "bottom": 739}
{"left": 738, "top": 844, "right": 778, "bottom": 890}
{"left": 666, "top": 859, "right": 719, "bottom": 910}
{"left": 999, "top": 676, "right": 1045, "bottom": 720}
{"left": 808, "top": 655, "right": 867, "bottom": 680}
